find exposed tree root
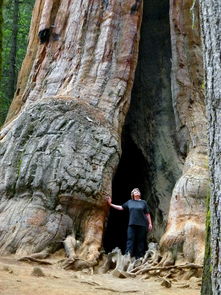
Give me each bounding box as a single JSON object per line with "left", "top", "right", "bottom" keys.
{"left": 130, "top": 263, "right": 203, "bottom": 275}
{"left": 97, "top": 245, "right": 203, "bottom": 285}
{"left": 17, "top": 242, "right": 203, "bottom": 288}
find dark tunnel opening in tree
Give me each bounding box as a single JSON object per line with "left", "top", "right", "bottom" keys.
{"left": 103, "top": 0, "right": 176, "bottom": 253}
{"left": 104, "top": 130, "right": 151, "bottom": 253}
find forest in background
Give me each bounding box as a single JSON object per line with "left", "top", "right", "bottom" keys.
{"left": 0, "top": 0, "right": 34, "bottom": 125}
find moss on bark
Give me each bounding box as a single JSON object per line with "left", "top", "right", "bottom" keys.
{"left": 201, "top": 192, "right": 212, "bottom": 295}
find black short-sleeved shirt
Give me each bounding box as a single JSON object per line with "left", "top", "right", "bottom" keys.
{"left": 122, "top": 199, "right": 150, "bottom": 227}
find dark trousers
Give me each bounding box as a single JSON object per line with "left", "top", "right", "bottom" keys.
{"left": 125, "top": 225, "right": 147, "bottom": 259}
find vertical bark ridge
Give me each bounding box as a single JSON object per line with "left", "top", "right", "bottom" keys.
{"left": 200, "top": 0, "right": 221, "bottom": 291}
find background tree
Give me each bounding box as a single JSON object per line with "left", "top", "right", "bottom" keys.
{"left": 7, "top": 0, "right": 19, "bottom": 103}
{"left": 0, "top": 0, "right": 3, "bottom": 79}
{"left": 0, "top": 0, "right": 34, "bottom": 126}
{"left": 200, "top": 0, "right": 221, "bottom": 293}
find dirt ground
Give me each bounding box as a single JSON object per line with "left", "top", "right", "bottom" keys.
{"left": 0, "top": 256, "right": 201, "bottom": 295}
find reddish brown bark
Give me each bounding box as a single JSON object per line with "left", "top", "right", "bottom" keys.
{"left": 159, "top": 0, "right": 209, "bottom": 266}
{"left": 0, "top": 0, "right": 142, "bottom": 264}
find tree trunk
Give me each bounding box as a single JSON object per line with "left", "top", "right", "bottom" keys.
{"left": 201, "top": 194, "right": 212, "bottom": 295}
{"left": 0, "top": 0, "right": 142, "bottom": 264}
{"left": 0, "top": 0, "right": 209, "bottom": 270}
{"left": 200, "top": 0, "right": 221, "bottom": 293}
{"left": 7, "top": 0, "right": 19, "bottom": 102}
{"left": 159, "top": 0, "right": 209, "bottom": 266}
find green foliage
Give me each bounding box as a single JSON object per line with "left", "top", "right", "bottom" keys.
{"left": 0, "top": 0, "right": 3, "bottom": 79}
{"left": 0, "top": 0, "right": 35, "bottom": 126}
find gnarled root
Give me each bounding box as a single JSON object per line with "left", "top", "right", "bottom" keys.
{"left": 0, "top": 99, "right": 119, "bottom": 269}
{"left": 63, "top": 233, "right": 79, "bottom": 259}
{"left": 58, "top": 195, "right": 108, "bottom": 270}
{"left": 159, "top": 149, "right": 209, "bottom": 266}
{"left": 98, "top": 243, "right": 203, "bottom": 284}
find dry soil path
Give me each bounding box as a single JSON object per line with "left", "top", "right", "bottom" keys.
{"left": 0, "top": 256, "right": 200, "bottom": 295}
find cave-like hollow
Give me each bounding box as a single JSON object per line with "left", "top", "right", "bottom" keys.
{"left": 103, "top": 0, "right": 179, "bottom": 254}
{"left": 104, "top": 129, "right": 152, "bottom": 253}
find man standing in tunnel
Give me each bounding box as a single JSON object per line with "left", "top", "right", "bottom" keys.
{"left": 107, "top": 188, "right": 152, "bottom": 259}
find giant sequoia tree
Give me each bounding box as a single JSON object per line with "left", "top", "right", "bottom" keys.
{"left": 200, "top": 0, "right": 221, "bottom": 293}
{"left": 0, "top": 0, "right": 209, "bottom": 268}
{"left": 0, "top": 0, "right": 143, "bottom": 264}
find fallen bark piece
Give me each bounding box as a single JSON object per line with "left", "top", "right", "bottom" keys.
{"left": 182, "top": 269, "right": 197, "bottom": 280}
{"left": 2, "top": 266, "right": 14, "bottom": 274}
{"left": 18, "top": 257, "right": 52, "bottom": 265}
{"left": 111, "top": 269, "right": 128, "bottom": 278}
{"left": 31, "top": 267, "right": 45, "bottom": 277}
{"left": 175, "top": 283, "right": 190, "bottom": 288}
{"left": 95, "top": 287, "right": 139, "bottom": 293}
{"left": 160, "top": 277, "right": 172, "bottom": 288}
{"left": 95, "top": 287, "right": 120, "bottom": 293}
{"left": 62, "top": 257, "right": 94, "bottom": 270}
{"left": 24, "top": 249, "right": 50, "bottom": 259}
{"left": 79, "top": 280, "right": 100, "bottom": 286}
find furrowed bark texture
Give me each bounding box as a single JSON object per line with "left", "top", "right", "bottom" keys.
{"left": 0, "top": 0, "right": 142, "bottom": 263}
{"left": 0, "top": 0, "right": 210, "bottom": 269}
{"left": 159, "top": 0, "right": 209, "bottom": 265}
{"left": 200, "top": 0, "right": 221, "bottom": 293}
